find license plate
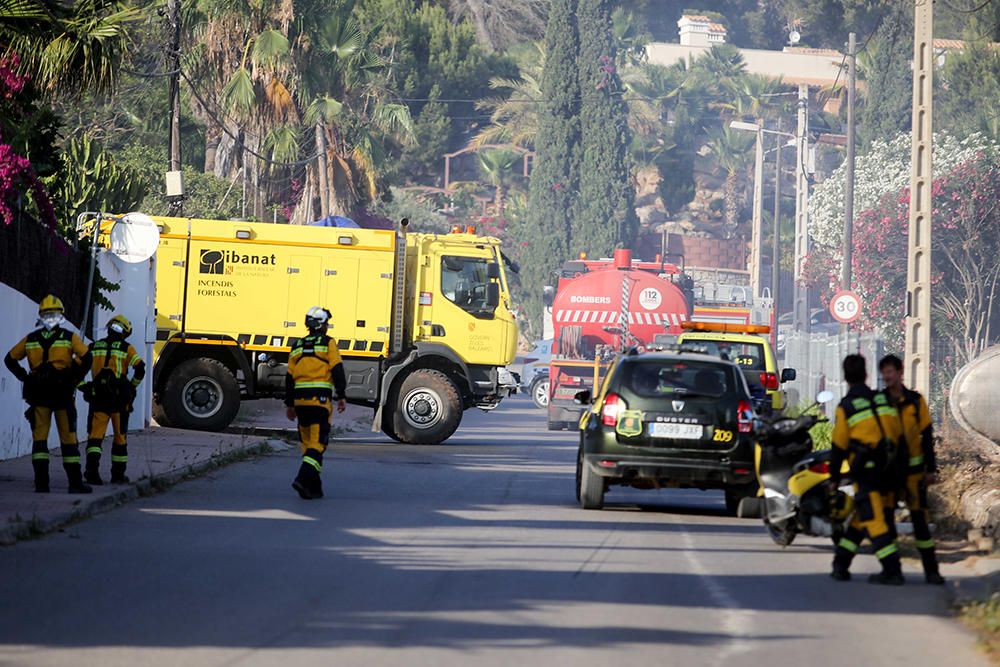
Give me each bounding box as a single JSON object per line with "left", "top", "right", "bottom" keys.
{"left": 649, "top": 423, "right": 703, "bottom": 440}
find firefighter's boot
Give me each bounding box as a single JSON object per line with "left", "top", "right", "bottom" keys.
{"left": 868, "top": 543, "right": 905, "bottom": 586}
{"left": 109, "top": 444, "right": 129, "bottom": 483}
{"left": 920, "top": 546, "right": 944, "bottom": 585}
{"left": 63, "top": 444, "right": 92, "bottom": 494}
{"left": 830, "top": 536, "right": 858, "bottom": 581}
{"left": 84, "top": 439, "right": 104, "bottom": 486}
{"left": 31, "top": 441, "right": 49, "bottom": 493}
{"left": 292, "top": 450, "right": 324, "bottom": 500}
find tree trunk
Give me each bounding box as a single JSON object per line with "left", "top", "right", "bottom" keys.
{"left": 315, "top": 122, "right": 331, "bottom": 219}
{"left": 495, "top": 184, "right": 504, "bottom": 219}
{"left": 204, "top": 122, "right": 222, "bottom": 174}
{"left": 725, "top": 174, "right": 738, "bottom": 237}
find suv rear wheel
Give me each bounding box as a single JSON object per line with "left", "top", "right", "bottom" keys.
{"left": 530, "top": 376, "right": 550, "bottom": 409}
{"left": 577, "top": 448, "right": 605, "bottom": 510}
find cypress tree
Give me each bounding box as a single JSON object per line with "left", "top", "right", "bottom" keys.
{"left": 575, "top": 0, "right": 636, "bottom": 258}
{"left": 523, "top": 0, "right": 581, "bottom": 330}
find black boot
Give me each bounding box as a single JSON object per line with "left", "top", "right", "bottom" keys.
{"left": 84, "top": 440, "right": 104, "bottom": 485}
{"left": 868, "top": 550, "right": 905, "bottom": 586}
{"left": 830, "top": 539, "right": 857, "bottom": 581}
{"left": 292, "top": 450, "right": 324, "bottom": 499}
{"left": 32, "top": 441, "right": 50, "bottom": 493}
{"left": 920, "top": 547, "right": 944, "bottom": 585}
{"left": 109, "top": 444, "right": 129, "bottom": 483}
{"left": 63, "top": 445, "right": 92, "bottom": 494}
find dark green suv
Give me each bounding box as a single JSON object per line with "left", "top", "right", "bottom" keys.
{"left": 574, "top": 351, "right": 757, "bottom": 513}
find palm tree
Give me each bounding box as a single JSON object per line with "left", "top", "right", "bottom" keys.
{"left": 471, "top": 42, "right": 543, "bottom": 148}
{"left": 476, "top": 147, "right": 521, "bottom": 218}
{"left": 1, "top": 0, "right": 140, "bottom": 97}
{"left": 705, "top": 126, "right": 754, "bottom": 236}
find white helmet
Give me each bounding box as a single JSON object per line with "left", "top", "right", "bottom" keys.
{"left": 305, "top": 306, "right": 331, "bottom": 332}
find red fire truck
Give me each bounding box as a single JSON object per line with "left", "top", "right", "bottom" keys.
{"left": 545, "top": 249, "right": 692, "bottom": 430}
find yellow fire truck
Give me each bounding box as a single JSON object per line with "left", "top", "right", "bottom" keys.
{"left": 149, "top": 217, "right": 518, "bottom": 444}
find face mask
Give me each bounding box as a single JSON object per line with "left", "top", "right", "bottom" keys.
{"left": 40, "top": 314, "right": 64, "bottom": 330}
{"left": 109, "top": 323, "right": 126, "bottom": 336}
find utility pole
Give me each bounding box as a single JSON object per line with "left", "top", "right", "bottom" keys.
{"left": 842, "top": 32, "right": 856, "bottom": 292}
{"left": 906, "top": 0, "right": 934, "bottom": 397}
{"left": 772, "top": 120, "right": 783, "bottom": 342}
{"left": 749, "top": 124, "right": 765, "bottom": 300}
{"left": 792, "top": 84, "right": 811, "bottom": 333}
{"left": 166, "top": 0, "right": 184, "bottom": 216}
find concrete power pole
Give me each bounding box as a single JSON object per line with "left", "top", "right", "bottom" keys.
{"left": 749, "top": 125, "right": 765, "bottom": 300}
{"left": 842, "top": 32, "right": 856, "bottom": 291}
{"left": 166, "top": 0, "right": 184, "bottom": 216}
{"left": 792, "top": 85, "right": 810, "bottom": 332}
{"left": 772, "top": 120, "right": 783, "bottom": 337}
{"left": 905, "top": 0, "right": 934, "bottom": 397}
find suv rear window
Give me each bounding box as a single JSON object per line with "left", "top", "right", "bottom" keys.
{"left": 622, "top": 360, "right": 734, "bottom": 399}
{"left": 694, "top": 341, "right": 765, "bottom": 370}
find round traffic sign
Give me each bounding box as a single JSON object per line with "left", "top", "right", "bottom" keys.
{"left": 830, "top": 290, "right": 862, "bottom": 324}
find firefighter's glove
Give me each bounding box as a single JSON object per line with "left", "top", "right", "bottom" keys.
{"left": 286, "top": 406, "right": 296, "bottom": 422}
{"left": 79, "top": 382, "right": 94, "bottom": 403}
{"left": 336, "top": 399, "right": 346, "bottom": 414}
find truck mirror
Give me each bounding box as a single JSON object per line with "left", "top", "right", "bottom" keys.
{"left": 487, "top": 262, "right": 501, "bottom": 280}
{"left": 781, "top": 368, "right": 797, "bottom": 383}
{"left": 542, "top": 285, "right": 555, "bottom": 307}
{"left": 485, "top": 282, "right": 500, "bottom": 309}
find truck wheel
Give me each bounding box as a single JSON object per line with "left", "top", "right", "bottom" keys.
{"left": 391, "top": 369, "right": 462, "bottom": 444}
{"left": 151, "top": 400, "right": 172, "bottom": 428}
{"left": 530, "top": 376, "right": 550, "bottom": 409}
{"left": 578, "top": 449, "right": 605, "bottom": 510}
{"left": 161, "top": 358, "right": 240, "bottom": 432}
{"left": 380, "top": 410, "right": 402, "bottom": 442}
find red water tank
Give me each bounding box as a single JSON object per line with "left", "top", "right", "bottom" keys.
{"left": 552, "top": 267, "right": 689, "bottom": 350}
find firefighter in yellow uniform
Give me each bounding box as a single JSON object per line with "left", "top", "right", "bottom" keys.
{"left": 81, "top": 315, "right": 146, "bottom": 486}
{"left": 3, "top": 295, "right": 92, "bottom": 493}
{"left": 827, "top": 354, "right": 906, "bottom": 585}
{"left": 879, "top": 354, "right": 943, "bottom": 585}
{"left": 285, "top": 307, "right": 346, "bottom": 499}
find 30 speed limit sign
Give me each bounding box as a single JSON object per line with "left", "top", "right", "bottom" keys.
{"left": 830, "top": 290, "right": 862, "bottom": 324}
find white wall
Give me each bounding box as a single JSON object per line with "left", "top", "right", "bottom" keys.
{"left": 0, "top": 251, "right": 155, "bottom": 460}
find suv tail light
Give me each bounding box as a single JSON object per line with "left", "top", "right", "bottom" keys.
{"left": 737, "top": 399, "right": 753, "bottom": 433}
{"left": 760, "top": 372, "right": 779, "bottom": 391}
{"left": 601, "top": 392, "right": 626, "bottom": 426}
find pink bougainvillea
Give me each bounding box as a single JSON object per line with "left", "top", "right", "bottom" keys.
{"left": 0, "top": 53, "right": 27, "bottom": 100}
{"left": 0, "top": 145, "right": 57, "bottom": 229}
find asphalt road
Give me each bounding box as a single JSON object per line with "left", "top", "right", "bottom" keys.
{"left": 0, "top": 396, "right": 987, "bottom": 666}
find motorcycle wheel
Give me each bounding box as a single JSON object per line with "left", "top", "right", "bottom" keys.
{"left": 764, "top": 518, "right": 797, "bottom": 546}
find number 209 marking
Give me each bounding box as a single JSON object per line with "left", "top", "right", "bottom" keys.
{"left": 713, "top": 429, "right": 734, "bottom": 443}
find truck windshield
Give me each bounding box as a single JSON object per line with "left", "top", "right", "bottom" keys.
{"left": 442, "top": 256, "right": 491, "bottom": 316}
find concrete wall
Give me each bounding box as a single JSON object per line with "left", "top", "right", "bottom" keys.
{"left": 0, "top": 251, "right": 155, "bottom": 460}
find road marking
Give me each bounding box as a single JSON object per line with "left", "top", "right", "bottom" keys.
{"left": 140, "top": 508, "right": 316, "bottom": 521}
{"left": 675, "top": 521, "right": 754, "bottom": 666}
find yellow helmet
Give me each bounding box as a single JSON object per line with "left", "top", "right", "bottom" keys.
{"left": 108, "top": 314, "right": 132, "bottom": 337}
{"left": 38, "top": 294, "right": 65, "bottom": 315}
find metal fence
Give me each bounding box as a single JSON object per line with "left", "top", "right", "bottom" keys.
{"left": 781, "top": 330, "right": 885, "bottom": 417}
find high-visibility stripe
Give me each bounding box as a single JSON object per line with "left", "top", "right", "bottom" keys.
{"left": 909, "top": 455, "right": 925, "bottom": 467}
{"left": 864, "top": 461, "right": 876, "bottom": 469}
{"left": 32, "top": 452, "right": 49, "bottom": 460}
{"left": 876, "top": 406, "right": 898, "bottom": 418}
{"left": 111, "top": 455, "right": 128, "bottom": 463}
{"left": 86, "top": 447, "right": 103, "bottom": 455}
{"left": 847, "top": 409, "right": 874, "bottom": 426}
{"left": 915, "top": 539, "right": 935, "bottom": 549}
{"left": 290, "top": 349, "right": 303, "bottom": 357}
{"left": 296, "top": 381, "right": 333, "bottom": 390}
{"left": 838, "top": 538, "right": 859, "bottom": 553}
{"left": 25, "top": 342, "right": 42, "bottom": 350}
{"left": 63, "top": 456, "right": 81, "bottom": 464}
{"left": 302, "top": 456, "right": 322, "bottom": 472}
{"left": 876, "top": 543, "right": 899, "bottom": 560}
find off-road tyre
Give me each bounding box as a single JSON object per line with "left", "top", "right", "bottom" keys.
{"left": 577, "top": 448, "right": 605, "bottom": 510}
{"left": 380, "top": 409, "right": 403, "bottom": 442}
{"left": 151, "top": 400, "right": 172, "bottom": 428}
{"left": 391, "top": 369, "right": 462, "bottom": 444}
{"left": 161, "top": 358, "right": 240, "bottom": 431}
